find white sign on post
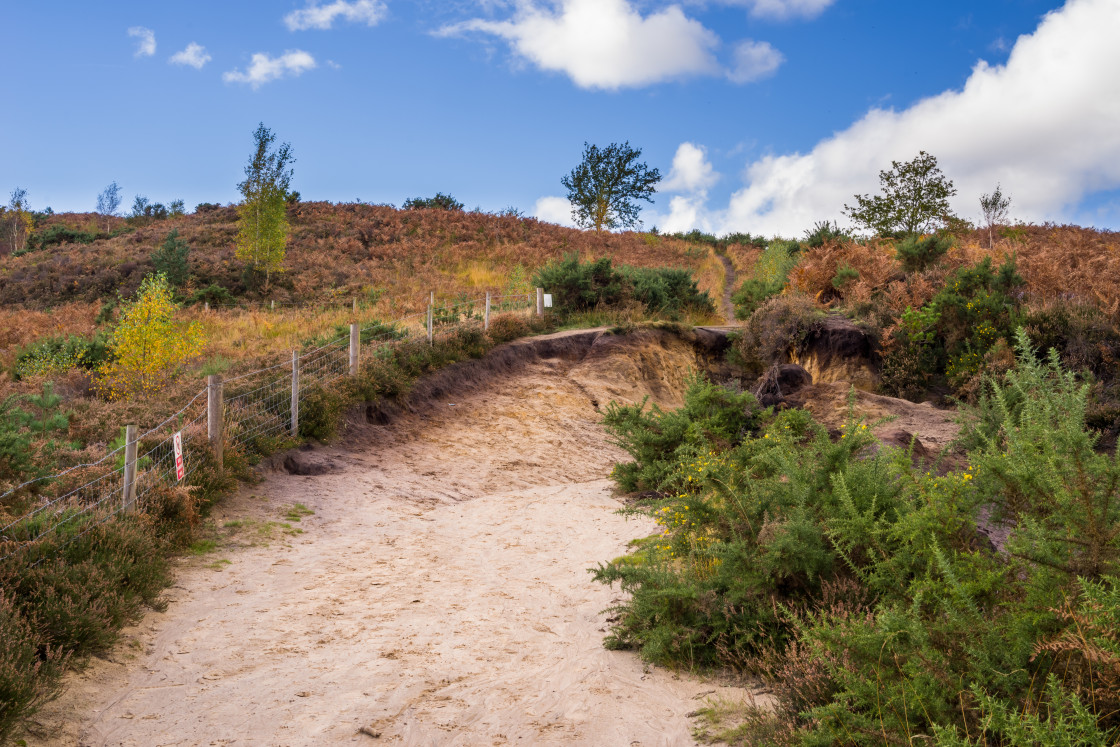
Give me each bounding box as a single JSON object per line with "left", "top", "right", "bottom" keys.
{"left": 543, "top": 294, "right": 553, "bottom": 308}
{"left": 173, "top": 431, "right": 185, "bottom": 481}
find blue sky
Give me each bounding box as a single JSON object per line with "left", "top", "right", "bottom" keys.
{"left": 3, "top": 0, "right": 1118, "bottom": 236}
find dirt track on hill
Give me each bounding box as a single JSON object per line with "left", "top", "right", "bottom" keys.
{"left": 28, "top": 333, "right": 757, "bottom": 746}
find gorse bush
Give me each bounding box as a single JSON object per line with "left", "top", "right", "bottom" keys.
{"left": 533, "top": 255, "right": 623, "bottom": 310}
{"left": 597, "top": 331, "right": 1120, "bottom": 744}
{"left": 895, "top": 232, "right": 953, "bottom": 271}
{"left": 532, "top": 254, "right": 713, "bottom": 319}
{"left": 27, "top": 224, "right": 104, "bottom": 252}
{"left": 14, "top": 333, "right": 110, "bottom": 380}
{"left": 881, "top": 255, "right": 1025, "bottom": 399}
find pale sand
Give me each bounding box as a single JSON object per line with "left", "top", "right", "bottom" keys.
{"left": 30, "top": 354, "right": 757, "bottom": 746}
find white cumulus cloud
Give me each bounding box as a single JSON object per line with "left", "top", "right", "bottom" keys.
{"left": 284, "top": 0, "right": 388, "bottom": 31}
{"left": 128, "top": 27, "right": 156, "bottom": 58}
{"left": 437, "top": 0, "right": 723, "bottom": 90}
{"left": 532, "top": 196, "right": 577, "bottom": 227}
{"left": 668, "top": 0, "right": 1120, "bottom": 237}
{"left": 649, "top": 143, "right": 721, "bottom": 233}
{"left": 727, "top": 39, "right": 783, "bottom": 83}
{"left": 223, "top": 50, "right": 317, "bottom": 88}
{"left": 169, "top": 43, "right": 212, "bottom": 70}
{"left": 662, "top": 143, "right": 719, "bottom": 194}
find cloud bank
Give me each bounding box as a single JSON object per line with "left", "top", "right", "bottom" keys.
{"left": 657, "top": 0, "right": 1120, "bottom": 236}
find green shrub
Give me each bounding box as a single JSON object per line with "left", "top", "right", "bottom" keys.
{"left": 0, "top": 397, "right": 34, "bottom": 483}
{"left": 26, "top": 224, "right": 103, "bottom": 253}
{"left": 14, "top": 333, "right": 110, "bottom": 379}
{"left": 150, "top": 229, "right": 191, "bottom": 287}
{"left": 732, "top": 241, "right": 799, "bottom": 319}
{"left": 298, "top": 383, "right": 347, "bottom": 442}
{"left": 803, "top": 220, "right": 848, "bottom": 248}
{"left": 881, "top": 256, "right": 1026, "bottom": 400}
{"left": 402, "top": 193, "right": 464, "bottom": 211}
{"left": 595, "top": 332, "right": 1120, "bottom": 743}
{"left": 895, "top": 233, "right": 953, "bottom": 271}
{"left": 533, "top": 254, "right": 712, "bottom": 319}
{"left": 602, "top": 374, "right": 761, "bottom": 493}
{"left": 732, "top": 278, "right": 783, "bottom": 320}
{"left": 831, "top": 262, "right": 859, "bottom": 289}
{"left": 188, "top": 283, "right": 235, "bottom": 307}
{"left": 533, "top": 255, "right": 624, "bottom": 311}
{"left": 620, "top": 265, "right": 713, "bottom": 316}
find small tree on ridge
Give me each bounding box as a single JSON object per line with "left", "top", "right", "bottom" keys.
{"left": 844, "top": 151, "right": 957, "bottom": 236}
{"left": 5, "top": 188, "right": 32, "bottom": 255}
{"left": 980, "top": 183, "right": 1011, "bottom": 248}
{"left": 562, "top": 141, "right": 661, "bottom": 232}
{"left": 96, "top": 181, "right": 123, "bottom": 232}
{"left": 236, "top": 123, "right": 294, "bottom": 287}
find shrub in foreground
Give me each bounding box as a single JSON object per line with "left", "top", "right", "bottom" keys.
{"left": 596, "top": 330, "right": 1120, "bottom": 744}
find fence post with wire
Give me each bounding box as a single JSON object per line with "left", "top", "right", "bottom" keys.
{"left": 0, "top": 289, "right": 546, "bottom": 567}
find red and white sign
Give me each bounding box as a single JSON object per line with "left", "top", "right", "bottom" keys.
{"left": 173, "top": 431, "right": 185, "bottom": 481}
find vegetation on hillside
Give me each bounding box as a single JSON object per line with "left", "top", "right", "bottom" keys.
{"left": 598, "top": 334, "right": 1120, "bottom": 743}
{"left": 2, "top": 139, "right": 1120, "bottom": 744}
{"left": 0, "top": 193, "right": 722, "bottom": 740}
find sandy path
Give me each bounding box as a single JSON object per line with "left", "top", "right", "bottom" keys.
{"left": 32, "top": 355, "right": 751, "bottom": 746}
{"left": 716, "top": 253, "right": 737, "bottom": 324}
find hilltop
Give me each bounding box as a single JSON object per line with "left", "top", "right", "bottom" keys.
{"left": 0, "top": 202, "right": 722, "bottom": 311}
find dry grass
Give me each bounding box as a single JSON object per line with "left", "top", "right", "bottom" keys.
{"left": 0, "top": 302, "right": 100, "bottom": 369}
{"left": 782, "top": 226, "right": 1120, "bottom": 323}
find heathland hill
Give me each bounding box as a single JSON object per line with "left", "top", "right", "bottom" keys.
{"left": 0, "top": 202, "right": 721, "bottom": 311}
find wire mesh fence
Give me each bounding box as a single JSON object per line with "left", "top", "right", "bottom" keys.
{"left": 0, "top": 290, "right": 541, "bottom": 566}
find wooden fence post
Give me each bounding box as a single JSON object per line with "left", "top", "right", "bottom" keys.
{"left": 204, "top": 301, "right": 209, "bottom": 312}
{"left": 122, "top": 424, "right": 137, "bottom": 510}
{"left": 484, "top": 291, "right": 491, "bottom": 332}
{"left": 536, "top": 287, "right": 544, "bottom": 317}
{"left": 291, "top": 350, "right": 300, "bottom": 436}
{"left": 207, "top": 375, "right": 223, "bottom": 469}
{"left": 349, "top": 323, "right": 360, "bottom": 376}
{"left": 352, "top": 297, "right": 358, "bottom": 315}
{"left": 271, "top": 300, "right": 275, "bottom": 311}
{"left": 427, "top": 304, "right": 433, "bottom": 345}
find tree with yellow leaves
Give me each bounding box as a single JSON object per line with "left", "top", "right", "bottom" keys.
{"left": 97, "top": 272, "right": 205, "bottom": 399}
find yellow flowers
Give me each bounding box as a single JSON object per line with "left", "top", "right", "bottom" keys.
{"left": 97, "top": 273, "right": 205, "bottom": 400}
